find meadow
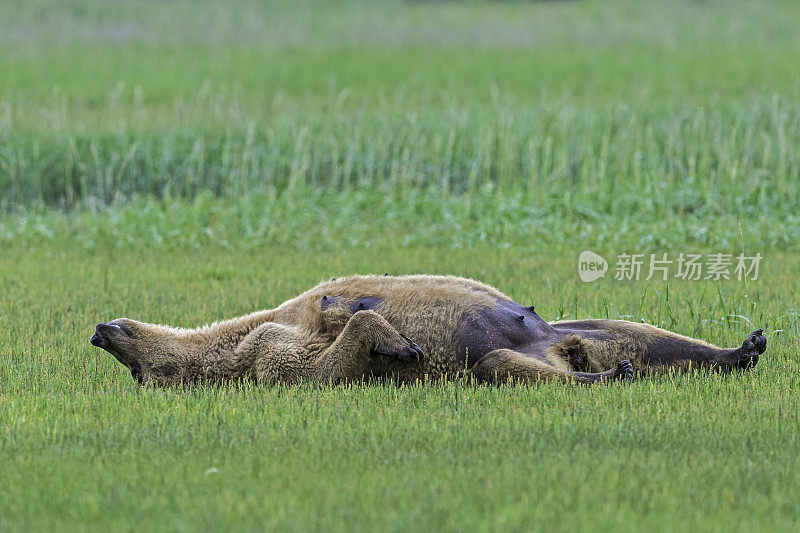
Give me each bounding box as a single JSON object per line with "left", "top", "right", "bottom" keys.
{"left": 2, "top": 0, "right": 800, "bottom": 530}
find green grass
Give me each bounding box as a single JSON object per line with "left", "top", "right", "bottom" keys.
{"left": 2, "top": 0, "right": 800, "bottom": 530}
{"left": 2, "top": 0, "right": 799, "bottom": 215}
{"left": 2, "top": 246, "right": 800, "bottom": 531}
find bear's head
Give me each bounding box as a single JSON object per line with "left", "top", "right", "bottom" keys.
{"left": 90, "top": 318, "right": 190, "bottom": 385}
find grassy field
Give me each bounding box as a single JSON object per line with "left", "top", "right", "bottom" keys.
{"left": 2, "top": 0, "right": 800, "bottom": 531}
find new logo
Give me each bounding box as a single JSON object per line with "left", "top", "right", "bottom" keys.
{"left": 578, "top": 250, "right": 608, "bottom": 282}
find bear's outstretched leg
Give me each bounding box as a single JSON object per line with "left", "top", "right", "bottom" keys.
{"left": 719, "top": 329, "right": 767, "bottom": 371}
{"left": 644, "top": 328, "right": 767, "bottom": 373}
{"left": 311, "top": 310, "right": 423, "bottom": 383}
{"left": 550, "top": 320, "right": 767, "bottom": 374}
{"left": 470, "top": 348, "right": 634, "bottom": 385}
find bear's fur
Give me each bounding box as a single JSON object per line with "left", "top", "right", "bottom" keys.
{"left": 90, "top": 274, "right": 767, "bottom": 385}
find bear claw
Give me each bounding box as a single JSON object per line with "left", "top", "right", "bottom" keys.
{"left": 399, "top": 334, "right": 424, "bottom": 363}
{"left": 372, "top": 334, "right": 424, "bottom": 363}
{"left": 615, "top": 360, "right": 635, "bottom": 381}
{"left": 734, "top": 329, "right": 767, "bottom": 369}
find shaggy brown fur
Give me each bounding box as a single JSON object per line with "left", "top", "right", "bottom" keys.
{"left": 90, "top": 274, "right": 767, "bottom": 385}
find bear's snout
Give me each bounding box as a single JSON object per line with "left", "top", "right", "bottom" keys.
{"left": 91, "top": 323, "right": 107, "bottom": 347}
{"left": 90, "top": 322, "right": 126, "bottom": 348}
{"left": 90, "top": 331, "right": 103, "bottom": 347}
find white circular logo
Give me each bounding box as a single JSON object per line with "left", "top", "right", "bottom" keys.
{"left": 578, "top": 251, "right": 608, "bottom": 282}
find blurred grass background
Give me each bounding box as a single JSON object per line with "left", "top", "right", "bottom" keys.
{"left": 1, "top": 0, "right": 799, "bottom": 253}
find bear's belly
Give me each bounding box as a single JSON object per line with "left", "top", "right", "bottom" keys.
{"left": 454, "top": 299, "right": 556, "bottom": 367}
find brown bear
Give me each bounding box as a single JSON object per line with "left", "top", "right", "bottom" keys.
{"left": 90, "top": 274, "right": 766, "bottom": 385}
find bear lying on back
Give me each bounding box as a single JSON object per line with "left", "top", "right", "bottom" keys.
{"left": 90, "top": 274, "right": 766, "bottom": 385}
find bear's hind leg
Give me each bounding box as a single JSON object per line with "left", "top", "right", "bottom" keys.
{"left": 551, "top": 320, "right": 768, "bottom": 374}
{"left": 470, "top": 349, "right": 634, "bottom": 385}
{"left": 644, "top": 327, "right": 768, "bottom": 373}
{"left": 718, "top": 329, "right": 767, "bottom": 371}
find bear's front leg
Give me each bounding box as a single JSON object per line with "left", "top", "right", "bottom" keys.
{"left": 235, "top": 322, "right": 312, "bottom": 383}
{"left": 312, "top": 310, "right": 423, "bottom": 383}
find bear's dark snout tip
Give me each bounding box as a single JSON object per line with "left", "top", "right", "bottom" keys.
{"left": 91, "top": 322, "right": 124, "bottom": 347}
{"left": 90, "top": 323, "right": 110, "bottom": 347}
